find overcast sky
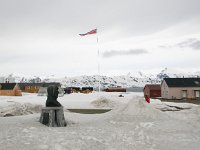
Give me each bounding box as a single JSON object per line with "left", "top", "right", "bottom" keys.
{"left": 0, "top": 0, "right": 200, "bottom": 77}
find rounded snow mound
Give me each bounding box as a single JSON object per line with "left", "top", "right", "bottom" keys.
{"left": 0, "top": 103, "right": 43, "bottom": 117}
{"left": 91, "top": 96, "right": 117, "bottom": 108}
{"left": 111, "top": 96, "right": 168, "bottom": 120}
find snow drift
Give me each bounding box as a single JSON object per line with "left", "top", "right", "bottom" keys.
{"left": 91, "top": 96, "right": 116, "bottom": 108}
{"left": 0, "top": 102, "right": 42, "bottom": 117}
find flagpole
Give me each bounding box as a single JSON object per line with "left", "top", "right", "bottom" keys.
{"left": 96, "top": 29, "right": 101, "bottom": 92}
{"left": 79, "top": 28, "right": 100, "bottom": 92}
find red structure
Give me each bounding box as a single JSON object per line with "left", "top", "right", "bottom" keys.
{"left": 143, "top": 84, "right": 161, "bottom": 98}
{"left": 145, "top": 95, "right": 150, "bottom": 103}
{"left": 104, "top": 88, "right": 126, "bottom": 92}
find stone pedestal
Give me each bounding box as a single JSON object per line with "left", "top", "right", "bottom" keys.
{"left": 39, "top": 107, "right": 66, "bottom": 127}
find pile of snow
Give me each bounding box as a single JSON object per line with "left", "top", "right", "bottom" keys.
{"left": 109, "top": 97, "right": 169, "bottom": 121}
{"left": 0, "top": 102, "right": 43, "bottom": 117}
{"left": 122, "top": 98, "right": 160, "bottom": 115}
{"left": 91, "top": 96, "right": 117, "bottom": 108}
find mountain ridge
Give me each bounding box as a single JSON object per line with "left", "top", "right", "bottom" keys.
{"left": 1, "top": 68, "right": 200, "bottom": 88}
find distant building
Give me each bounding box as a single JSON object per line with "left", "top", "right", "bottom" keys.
{"left": 104, "top": 88, "right": 126, "bottom": 92}
{"left": 143, "top": 84, "right": 161, "bottom": 98}
{"left": 64, "top": 87, "right": 73, "bottom": 94}
{"left": 71, "top": 87, "right": 81, "bottom": 93}
{"left": 0, "top": 83, "right": 22, "bottom": 96}
{"left": 37, "top": 82, "right": 64, "bottom": 96}
{"left": 18, "top": 83, "right": 42, "bottom": 93}
{"left": 161, "top": 78, "right": 200, "bottom": 100}
{"left": 18, "top": 82, "right": 63, "bottom": 95}
{"left": 81, "top": 87, "right": 93, "bottom": 93}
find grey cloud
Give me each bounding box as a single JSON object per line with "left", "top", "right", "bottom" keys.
{"left": 160, "top": 38, "right": 200, "bottom": 50}
{"left": 159, "top": 45, "right": 172, "bottom": 49}
{"left": 190, "top": 40, "right": 200, "bottom": 50}
{"left": 102, "top": 49, "right": 148, "bottom": 58}
{"left": 177, "top": 38, "right": 200, "bottom": 50}
{"left": 177, "top": 38, "right": 196, "bottom": 48}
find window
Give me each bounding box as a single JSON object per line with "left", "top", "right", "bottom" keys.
{"left": 194, "top": 90, "right": 200, "bottom": 98}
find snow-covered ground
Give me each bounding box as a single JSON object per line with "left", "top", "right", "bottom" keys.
{"left": 0, "top": 92, "right": 200, "bottom": 150}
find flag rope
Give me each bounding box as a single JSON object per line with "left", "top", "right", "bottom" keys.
{"left": 96, "top": 32, "right": 101, "bottom": 92}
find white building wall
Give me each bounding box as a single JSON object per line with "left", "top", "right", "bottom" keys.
{"left": 168, "top": 87, "right": 200, "bottom": 99}
{"left": 6, "top": 77, "right": 15, "bottom": 83}
{"left": 0, "top": 76, "right": 15, "bottom": 83}
{"left": 0, "top": 77, "right": 4, "bottom": 83}
{"left": 161, "top": 80, "right": 169, "bottom": 99}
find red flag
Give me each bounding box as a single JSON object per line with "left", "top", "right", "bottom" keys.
{"left": 79, "top": 29, "right": 97, "bottom": 36}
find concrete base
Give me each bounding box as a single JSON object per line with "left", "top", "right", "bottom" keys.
{"left": 39, "top": 107, "right": 66, "bottom": 127}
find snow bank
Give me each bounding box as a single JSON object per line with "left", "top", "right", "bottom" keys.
{"left": 91, "top": 96, "right": 117, "bottom": 108}
{"left": 0, "top": 102, "right": 43, "bottom": 117}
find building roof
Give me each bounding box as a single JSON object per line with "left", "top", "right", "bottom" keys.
{"left": 144, "top": 84, "right": 161, "bottom": 90}
{"left": 18, "top": 83, "right": 43, "bottom": 89}
{"left": 18, "top": 82, "right": 61, "bottom": 89}
{"left": 0, "top": 83, "right": 17, "bottom": 90}
{"left": 40, "top": 82, "right": 61, "bottom": 87}
{"left": 163, "top": 78, "right": 200, "bottom": 87}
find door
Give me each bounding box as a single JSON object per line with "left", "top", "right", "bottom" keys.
{"left": 182, "top": 90, "right": 187, "bottom": 99}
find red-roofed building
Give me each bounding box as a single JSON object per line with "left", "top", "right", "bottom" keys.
{"left": 143, "top": 84, "right": 161, "bottom": 98}
{"left": 104, "top": 87, "right": 126, "bottom": 92}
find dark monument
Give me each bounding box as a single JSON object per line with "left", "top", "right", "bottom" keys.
{"left": 39, "top": 85, "right": 66, "bottom": 127}
{"left": 46, "top": 85, "right": 62, "bottom": 107}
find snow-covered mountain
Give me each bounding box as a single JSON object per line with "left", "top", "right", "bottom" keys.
{"left": 156, "top": 68, "right": 200, "bottom": 79}
{"left": 1, "top": 68, "right": 200, "bottom": 88}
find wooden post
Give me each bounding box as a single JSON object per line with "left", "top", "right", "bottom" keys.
{"left": 39, "top": 106, "right": 66, "bottom": 127}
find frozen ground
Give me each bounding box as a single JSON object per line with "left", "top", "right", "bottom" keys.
{"left": 0, "top": 92, "right": 200, "bottom": 150}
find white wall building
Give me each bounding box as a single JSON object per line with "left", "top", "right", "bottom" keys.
{"left": 0, "top": 76, "right": 15, "bottom": 83}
